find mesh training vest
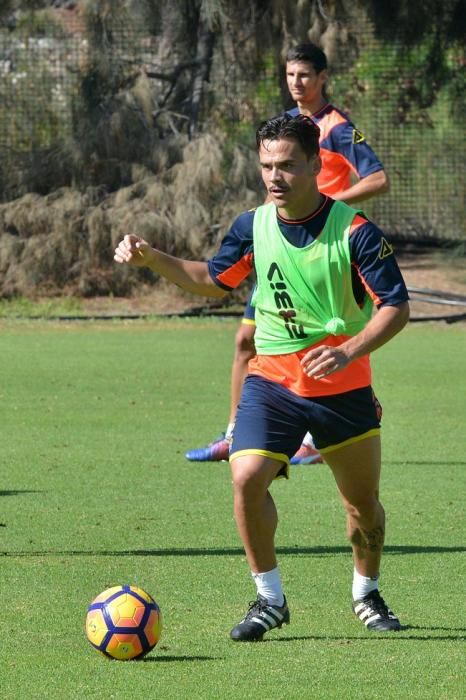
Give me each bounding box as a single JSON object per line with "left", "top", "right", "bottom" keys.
{"left": 252, "top": 201, "right": 373, "bottom": 355}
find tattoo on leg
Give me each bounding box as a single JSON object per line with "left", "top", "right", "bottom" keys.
{"left": 351, "top": 525, "right": 385, "bottom": 552}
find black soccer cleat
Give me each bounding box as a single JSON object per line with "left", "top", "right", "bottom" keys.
{"left": 352, "top": 589, "right": 401, "bottom": 631}
{"left": 230, "top": 594, "right": 290, "bottom": 641}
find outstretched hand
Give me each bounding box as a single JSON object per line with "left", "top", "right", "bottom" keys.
{"left": 114, "top": 234, "right": 153, "bottom": 268}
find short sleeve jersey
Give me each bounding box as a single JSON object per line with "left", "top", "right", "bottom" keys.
{"left": 286, "top": 104, "right": 384, "bottom": 197}
{"left": 208, "top": 197, "right": 408, "bottom": 397}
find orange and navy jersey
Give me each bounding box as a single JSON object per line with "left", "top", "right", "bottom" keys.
{"left": 208, "top": 197, "right": 408, "bottom": 397}
{"left": 286, "top": 104, "right": 384, "bottom": 197}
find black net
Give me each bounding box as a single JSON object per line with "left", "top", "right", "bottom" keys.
{"left": 0, "top": 4, "right": 464, "bottom": 243}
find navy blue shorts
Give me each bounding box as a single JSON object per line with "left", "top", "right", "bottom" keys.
{"left": 230, "top": 375, "right": 382, "bottom": 474}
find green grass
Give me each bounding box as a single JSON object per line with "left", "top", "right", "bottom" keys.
{"left": 1, "top": 319, "right": 465, "bottom": 699}
{"left": 0, "top": 297, "right": 86, "bottom": 318}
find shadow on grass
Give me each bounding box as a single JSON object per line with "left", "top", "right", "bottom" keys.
{"left": 401, "top": 624, "right": 466, "bottom": 635}
{"left": 143, "top": 655, "right": 219, "bottom": 662}
{"left": 2, "top": 544, "right": 466, "bottom": 557}
{"left": 388, "top": 461, "right": 466, "bottom": 466}
{"left": 268, "top": 627, "right": 466, "bottom": 642}
{"left": 0, "top": 490, "right": 43, "bottom": 496}
{"left": 263, "top": 625, "right": 466, "bottom": 644}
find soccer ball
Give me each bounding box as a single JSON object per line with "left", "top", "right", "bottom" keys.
{"left": 85, "top": 584, "right": 162, "bottom": 660}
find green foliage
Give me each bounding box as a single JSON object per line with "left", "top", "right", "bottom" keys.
{"left": 362, "top": 0, "right": 466, "bottom": 45}
{"left": 0, "top": 49, "right": 72, "bottom": 151}
{"left": 14, "top": 8, "right": 67, "bottom": 38}
{"left": 0, "top": 8, "right": 78, "bottom": 198}
{"left": 0, "top": 320, "right": 465, "bottom": 698}
{"left": 0, "top": 1, "right": 464, "bottom": 245}
{"left": 328, "top": 37, "right": 466, "bottom": 240}
{"left": 331, "top": 38, "right": 461, "bottom": 122}
{"left": 68, "top": 2, "right": 160, "bottom": 190}
{"left": 208, "top": 51, "right": 283, "bottom": 146}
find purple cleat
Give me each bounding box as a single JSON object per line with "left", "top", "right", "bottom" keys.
{"left": 290, "top": 443, "right": 324, "bottom": 465}
{"left": 185, "top": 433, "right": 230, "bottom": 462}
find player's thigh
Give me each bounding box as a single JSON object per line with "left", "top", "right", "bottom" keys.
{"left": 324, "top": 435, "right": 381, "bottom": 505}
{"left": 231, "top": 375, "right": 308, "bottom": 473}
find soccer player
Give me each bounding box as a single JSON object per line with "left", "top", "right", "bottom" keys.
{"left": 114, "top": 113, "right": 409, "bottom": 639}
{"left": 186, "top": 42, "right": 389, "bottom": 465}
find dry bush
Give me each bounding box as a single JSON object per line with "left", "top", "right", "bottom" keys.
{"left": 172, "top": 198, "right": 212, "bottom": 258}
{"left": 151, "top": 136, "right": 187, "bottom": 176}
{"left": 0, "top": 127, "right": 263, "bottom": 298}
{"left": 144, "top": 181, "right": 170, "bottom": 210}
{"left": 20, "top": 235, "right": 69, "bottom": 288}
{"left": 172, "top": 133, "right": 224, "bottom": 202}
{"left": 0, "top": 187, "right": 87, "bottom": 295}
{"left": 0, "top": 233, "right": 29, "bottom": 297}
{"left": 109, "top": 206, "right": 175, "bottom": 250}
{"left": 1, "top": 194, "right": 43, "bottom": 238}
{"left": 86, "top": 206, "right": 111, "bottom": 264}
{"left": 229, "top": 143, "right": 261, "bottom": 191}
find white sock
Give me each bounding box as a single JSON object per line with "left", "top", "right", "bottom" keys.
{"left": 352, "top": 568, "right": 379, "bottom": 601}
{"left": 225, "top": 422, "right": 235, "bottom": 440}
{"left": 302, "top": 432, "right": 315, "bottom": 447}
{"left": 251, "top": 567, "right": 284, "bottom": 606}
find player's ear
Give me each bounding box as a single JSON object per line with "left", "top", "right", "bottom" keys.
{"left": 318, "top": 69, "right": 328, "bottom": 87}
{"left": 312, "top": 155, "right": 322, "bottom": 175}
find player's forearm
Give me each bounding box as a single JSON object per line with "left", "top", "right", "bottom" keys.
{"left": 300, "top": 301, "right": 409, "bottom": 379}
{"left": 144, "top": 248, "right": 226, "bottom": 298}
{"left": 333, "top": 170, "right": 389, "bottom": 204}
{"left": 340, "top": 302, "right": 410, "bottom": 361}
{"left": 114, "top": 235, "right": 227, "bottom": 298}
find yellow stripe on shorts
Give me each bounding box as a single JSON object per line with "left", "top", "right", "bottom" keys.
{"left": 319, "top": 428, "right": 380, "bottom": 455}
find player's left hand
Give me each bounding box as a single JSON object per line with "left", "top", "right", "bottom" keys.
{"left": 300, "top": 345, "right": 350, "bottom": 379}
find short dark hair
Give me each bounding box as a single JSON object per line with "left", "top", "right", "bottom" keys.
{"left": 256, "top": 114, "right": 320, "bottom": 160}
{"left": 286, "top": 42, "right": 327, "bottom": 73}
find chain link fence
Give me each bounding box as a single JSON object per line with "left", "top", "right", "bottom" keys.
{"left": 0, "top": 6, "right": 464, "bottom": 242}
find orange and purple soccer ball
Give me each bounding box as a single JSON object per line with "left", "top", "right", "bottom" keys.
{"left": 85, "top": 584, "right": 162, "bottom": 660}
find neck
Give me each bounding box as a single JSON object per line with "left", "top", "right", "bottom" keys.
{"left": 277, "top": 191, "right": 324, "bottom": 221}
{"left": 297, "top": 95, "right": 327, "bottom": 117}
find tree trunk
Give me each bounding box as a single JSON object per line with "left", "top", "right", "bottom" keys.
{"left": 188, "top": 17, "right": 216, "bottom": 138}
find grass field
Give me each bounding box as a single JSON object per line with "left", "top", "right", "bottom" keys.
{"left": 1, "top": 319, "right": 465, "bottom": 699}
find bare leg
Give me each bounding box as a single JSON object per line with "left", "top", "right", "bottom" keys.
{"left": 229, "top": 454, "right": 290, "bottom": 641}
{"left": 324, "top": 435, "right": 384, "bottom": 577}
{"left": 230, "top": 454, "right": 283, "bottom": 572}
{"left": 229, "top": 322, "right": 256, "bottom": 424}
{"left": 185, "top": 321, "right": 255, "bottom": 462}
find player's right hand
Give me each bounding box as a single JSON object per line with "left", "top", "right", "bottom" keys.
{"left": 114, "top": 234, "right": 152, "bottom": 267}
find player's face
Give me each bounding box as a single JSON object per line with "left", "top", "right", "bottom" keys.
{"left": 259, "top": 137, "right": 321, "bottom": 219}
{"left": 286, "top": 60, "right": 327, "bottom": 106}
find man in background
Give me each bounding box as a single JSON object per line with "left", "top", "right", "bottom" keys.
{"left": 186, "top": 42, "right": 389, "bottom": 465}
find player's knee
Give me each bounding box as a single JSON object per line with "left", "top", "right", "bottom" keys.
{"left": 232, "top": 468, "right": 259, "bottom": 494}
{"left": 344, "top": 494, "right": 384, "bottom": 524}
{"left": 231, "top": 461, "right": 267, "bottom": 498}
